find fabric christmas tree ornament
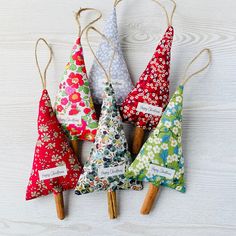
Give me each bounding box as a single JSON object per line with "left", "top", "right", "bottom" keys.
{"left": 126, "top": 85, "right": 185, "bottom": 191}
{"left": 88, "top": 0, "right": 134, "bottom": 105}
{"left": 75, "top": 27, "right": 142, "bottom": 219}
{"left": 125, "top": 48, "right": 212, "bottom": 214}
{"left": 54, "top": 8, "right": 101, "bottom": 156}
{"left": 75, "top": 82, "right": 142, "bottom": 193}
{"left": 120, "top": 0, "right": 176, "bottom": 155}
{"left": 26, "top": 38, "right": 82, "bottom": 220}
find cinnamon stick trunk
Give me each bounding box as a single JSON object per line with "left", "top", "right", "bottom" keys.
{"left": 54, "top": 192, "right": 65, "bottom": 220}
{"left": 107, "top": 190, "right": 117, "bottom": 219}
{"left": 132, "top": 127, "right": 160, "bottom": 215}
{"left": 71, "top": 140, "right": 79, "bottom": 157}
{"left": 140, "top": 183, "right": 160, "bottom": 215}
{"left": 132, "top": 127, "right": 145, "bottom": 155}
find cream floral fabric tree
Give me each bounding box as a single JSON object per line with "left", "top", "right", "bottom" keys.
{"left": 75, "top": 82, "right": 142, "bottom": 194}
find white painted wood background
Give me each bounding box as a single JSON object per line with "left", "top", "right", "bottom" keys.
{"left": 0, "top": 0, "right": 236, "bottom": 235}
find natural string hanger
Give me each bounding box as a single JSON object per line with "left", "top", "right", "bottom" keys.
{"left": 86, "top": 26, "right": 117, "bottom": 83}
{"left": 35, "top": 38, "right": 53, "bottom": 90}
{"left": 152, "top": 0, "right": 176, "bottom": 26}
{"left": 75, "top": 8, "right": 102, "bottom": 38}
{"left": 181, "top": 48, "right": 212, "bottom": 86}
{"left": 114, "top": 0, "right": 123, "bottom": 7}
{"left": 114, "top": 0, "right": 176, "bottom": 25}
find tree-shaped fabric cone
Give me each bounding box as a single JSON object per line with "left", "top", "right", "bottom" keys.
{"left": 88, "top": 7, "right": 134, "bottom": 105}
{"left": 120, "top": 26, "right": 174, "bottom": 131}
{"left": 54, "top": 37, "right": 98, "bottom": 142}
{"left": 125, "top": 85, "right": 185, "bottom": 192}
{"left": 126, "top": 48, "right": 211, "bottom": 215}
{"left": 26, "top": 89, "right": 82, "bottom": 200}
{"left": 75, "top": 82, "right": 142, "bottom": 194}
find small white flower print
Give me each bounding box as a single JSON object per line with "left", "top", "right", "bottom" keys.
{"left": 69, "top": 155, "right": 75, "bottom": 164}
{"left": 176, "top": 96, "right": 182, "bottom": 103}
{"left": 36, "top": 140, "right": 43, "bottom": 147}
{"left": 39, "top": 124, "right": 48, "bottom": 132}
{"left": 171, "top": 139, "right": 177, "bottom": 147}
{"left": 52, "top": 154, "right": 60, "bottom": 162}
{"left": 166, "top": 110, "right": 171, "bottom": 116}
{"left": 178, "top": 147, "right": 183, "bottom": 155}
{"left": 151, "top": 146, "right": 159, "bottom": 155}
{"left": 141, "top": 154, "right": 150, "bottom": 162}
{"left": 42, "top": 93, "right": 48, "bottom": 100}
{"left": 56, "top": 161, "right": 66, "bottom": 167}
{"left": 168, "top": 102, "right": 175, "bottom": 108}
{"left": 172, "top": 154, "right": 178, "bottom": 162}
{"left": 178, "top": 136, "right": 182, "bottom": 143}
{"left": 175, "top": 171, "right": 181, "bottom": 179}
{"left": 147, "top": 152, "right": 154, "bottom": 160}
{"left": 174, "top": 120, "right": 181, "bottom": 128}
{"left": 42, "top": 133, "right": 50, "bottom": 142}
{"left": 61, "top": 142, "right": 68, "bottom": 151}
{"left": 155, "top": 138, "right": 162, "bottom": 144}
{"left": 176, "top": 186, "right": 182, "bottom": 191}
{"left": 73, "top": 164, "right": 80, "bottom": 171}
{"left": 164, "top": 121, "right": 172, "bottom": 128}
{"left": 137, "top": 162, "right": 144, "bottom": 170}
{"left": 167, "top": 155, "right": 173, "bottom": 163}
{"left": 146, "top": 145, "right": 153, "bottom": 151}
{"left": 154, "top": 129, "right": 159, "bottom": 135}
{"left": 148, "top": 136, "right": 154, "bottom": 143}
{"left": 46, "top": 143, "right": 56, "bottom": 149}
{"left": 161, "top": 143, "right": 168, "bottom": 150}
{"left": 31, "top": 191, "right": 40, "bottom": 198}
{"left": 173, "top": 127, "right": 179, "bottom": 135}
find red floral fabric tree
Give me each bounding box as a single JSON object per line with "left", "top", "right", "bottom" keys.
{"left": 26, "top": 38, "right": 82, "bottom": 219}
{"left": 120, "top": 26, "right": 174, "bottom": 131}
{"left": 26, "top": 90, "right": 82, "bottom": 200}
{"left": 54, "top": 37, "right": 98, "bottom": 142}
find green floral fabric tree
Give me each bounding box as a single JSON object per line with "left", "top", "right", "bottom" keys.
{"left": 125, "top": 85, "right": 185, "bottom": 193}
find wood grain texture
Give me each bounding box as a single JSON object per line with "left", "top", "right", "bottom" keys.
{"left": 0, "top": 0, "right": 236, "bottom": 235}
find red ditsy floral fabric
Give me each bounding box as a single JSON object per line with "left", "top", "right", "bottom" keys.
{"left": 120, "top": 26, "right": 174, "bottom": 130}
{"left": 26, "top": 90, "right": 82, "bottom": 200}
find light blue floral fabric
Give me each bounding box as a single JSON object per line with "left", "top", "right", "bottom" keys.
{"left": 88, "top": 8, "right": 134, "bottom": 105}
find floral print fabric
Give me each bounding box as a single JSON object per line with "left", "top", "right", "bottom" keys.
{"left": 75, "top": 82, "right": 142, "bottom": 195}
{"left": 120, "top": 26, "right": 174, "bottom": 130}
{"left": 55, "top": 38, "right": 98, "bottom": 142}
{"left": 26, "top": 90, "right": 82, "bottom": 200}
{"left": 125, "top": 85, "right": 185, "bottom": 193}
{"left": 89, "top": 8, "right": 134, "bottom": 105}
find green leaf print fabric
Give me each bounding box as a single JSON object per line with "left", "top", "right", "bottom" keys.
{"left": 75, "top": 82, "right": 142, "bottom": 195}
{"left": 125, "top": 85, "right": 185, "bottom": 193}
